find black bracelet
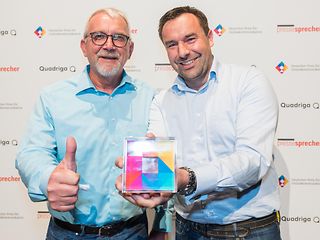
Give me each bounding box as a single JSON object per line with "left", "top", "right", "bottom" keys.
{"left": 178, "top": 167, "right": 197, "bottom": 196}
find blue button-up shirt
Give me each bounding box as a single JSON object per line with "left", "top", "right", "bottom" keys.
{"left": 16, "top": 65, "right": 156, "bottom": 226}
{"left": 149, "top": 58, "right": 280, "bottom": 224}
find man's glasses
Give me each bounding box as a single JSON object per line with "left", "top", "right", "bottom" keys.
{"left": 86, "top": 32, "right": 130, "bottom": 48}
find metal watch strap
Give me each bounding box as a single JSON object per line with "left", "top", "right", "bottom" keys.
{"left": 178, "top": 167, "right": 197, "bottom": 196}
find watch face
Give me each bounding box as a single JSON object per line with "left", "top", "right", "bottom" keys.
{"left": 178, "top": 167, "right": 196, "bottom": 196}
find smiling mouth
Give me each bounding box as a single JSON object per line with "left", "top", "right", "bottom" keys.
{"left": 177, "top": 56, "right": 199, "bottom": 66}
{"left": 100, "top": 55, "right": 119, "bottom": 60}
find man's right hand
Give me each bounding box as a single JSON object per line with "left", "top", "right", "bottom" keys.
{"left": 47, "top": 136, "right": 80, "bottom": 211}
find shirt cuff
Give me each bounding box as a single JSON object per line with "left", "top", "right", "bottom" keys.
{"left": 192, "top": 165, "right": 219, "bottom": 196}
{"left": 39, "top": 165, "right": 56, "bottom": 198}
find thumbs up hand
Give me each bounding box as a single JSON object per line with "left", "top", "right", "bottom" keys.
{"left": 63, "top": 136, "right": 77, "bottom": 172}
{"left": 47, "top": 136, "right": 80, "bottom": 212}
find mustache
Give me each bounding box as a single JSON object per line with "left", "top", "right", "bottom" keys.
{"left": 97, "top": 51, "right": 120, "bottom": 59}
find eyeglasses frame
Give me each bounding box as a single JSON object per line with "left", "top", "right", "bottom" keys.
{"left": 85, "top": 32, "right": 130, "bottom": 48}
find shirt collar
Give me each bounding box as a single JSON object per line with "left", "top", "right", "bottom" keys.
{"left": 75, "top": 65, "right": 136, "bottom": 96}
{"left": 171, "top": 56, "right": 218, "bottom": 94}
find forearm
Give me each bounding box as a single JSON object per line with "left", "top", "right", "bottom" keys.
{"left": 16, "top": 93, "right": 59, "bottom": 201}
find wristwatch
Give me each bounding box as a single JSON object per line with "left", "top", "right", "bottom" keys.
{"left": 178, "top": 167, "right": 197, "bottom": 196}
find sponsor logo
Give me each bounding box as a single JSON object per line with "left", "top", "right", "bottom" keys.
{"left": 228, "top": 26, "right": 262, "bottom": 34}
{"left": 34, "top": 26, "right": 81, "bottom": 38}
{"left": 154, "top": 63, "right": 174, "bottom": 72}
{"left": 47, "top": 28, "right": 80, "bottom": 36}
{"left": 0, "top": 139, "right": 18, "bottom": 146}
{"left": 277, "top": 24, "right": 320, "bottom": 33}
{"left": 214, "top": 24, "right": 226, "bottom": 36}
{"left": 280, "top": 102, "right": 320, "bottom": 110}
{"left": 212, "top": 24, "right": 262, "bottom": 35}
{"left": 275, "top": 61, "right": 320, "bottom": 73}
{"left": 290, "top": 64, "right": 320, "bottom": 71}
{"left": 130, "top": 28, "right": 138, "bottom": 34}
{"left": 34, "top": 26, "right": 46, "bottom": 38}
{"left": 0, "top": 29, "right": 17, "bottom": 36}
{"left": 0, "top": 102, "right": 22, "bottom": 110}
{"left": 277, "top": 138, "right": 320, "bottom": 147}
{"left": 278, "top": 175, "right": 288, "bottom": 187}
{"left": 0, "top": 212, "right": 24, "bottom": 219}
{"left": 124, "top": 65, "right": 141, "bottom": 73}
{"left": 276, "top": 61, "right": 288, "bottom": 74}
{"left": 290, "top": 178, "right": 320, "bottom": 186}
{"left": 39, "top": 65, "right": 77, "bottom": 72}
{"left": 0, "top": 66, "right": 20, "bottom": 72}
{"left": 0, "top": 176, "right": 21, "bottom": 182}
{"left": 281, "top": 215, "right": 320, "bottom": 224}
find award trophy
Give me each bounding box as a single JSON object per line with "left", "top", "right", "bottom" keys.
{"left": 122, "top": 137, "right": 176, "bottom": 193}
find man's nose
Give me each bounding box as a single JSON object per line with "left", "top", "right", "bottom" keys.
{"left": 178, "top": 42, "right": 190, "bottom": 58}
{"left": 102, "top": 35, "right": 115, "bottom": 49}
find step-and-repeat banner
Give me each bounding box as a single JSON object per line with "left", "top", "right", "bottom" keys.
{"left": 1, "top": 0, "right": 319, "bottom": 239}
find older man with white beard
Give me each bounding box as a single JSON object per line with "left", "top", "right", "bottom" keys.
{"left": 16, "top": 7, "right": 171, "bottom": 240}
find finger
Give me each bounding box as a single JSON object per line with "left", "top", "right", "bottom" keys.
{"left": 54, "top": 196, "right": 78, "bottom": 206}
{"left": 56, "top": 184, "right": 79, "bottom": 197}
{"left": 51, "top": 205, "right": 75, "bottom": 212}
{"left": 47, "top": 177, "right": 79, "bottom": 200}
{"left": 141, "top": 193, "right": 152, "bottom": 199}
{"left": 132, "top": 193, "right": 172, "bottom": 208}
{"left": 50, "top": 199, "right": 77, "bottom": 212}
{"left": 115, "top": 175, "right": 123, "bottom": 191}
{"left": 118, "top": 192, "right": 139, "bottom": 206}
{"left": 115, "top": 156, "right": 124, "bottom": 168}
{"left": 48, "top": 194, "right": 78, "bottom": 212}
{"left": 58, "top": 170, "right": 80, "bottom": 186}
{"left": 48, "top": 167, "right": 80, "bottom": 190}
{"left": 146, "top": 132, "right": 156, "bottom": 138}
{"left": 131, "top": 195, "right": 159, "bottom": 208}
{"left": 64, "top": 136, "right": 77, "bottom": 172}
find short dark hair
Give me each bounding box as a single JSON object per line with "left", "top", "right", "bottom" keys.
{"left": 158, "top": 6, "right": 210, "bottom": 41}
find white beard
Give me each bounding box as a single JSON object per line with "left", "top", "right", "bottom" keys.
{"left": 96, "top": 61, "right": 121, "bottom": 78}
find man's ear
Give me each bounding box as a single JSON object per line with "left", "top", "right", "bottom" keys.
{"left": 128, "top": 41, "right": 134, "bottom": 59}
{"left": 208, "top": 30, "right": 214, "bottom": 47}
{"left": 80, "top": 39, "right": 88, "bottom": 57}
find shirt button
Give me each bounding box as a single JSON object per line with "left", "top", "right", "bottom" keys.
{"left": 207, "top": 210, "right": 215, "bottom": 217}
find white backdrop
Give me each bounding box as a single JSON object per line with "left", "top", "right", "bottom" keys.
{"left": 0, "top": 0, "right": 319, "bottom": 239}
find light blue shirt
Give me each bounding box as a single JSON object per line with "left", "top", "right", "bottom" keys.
{"left": 16, "top": 66, "right": 160, "bottom": 227}
{"left": 148, "top": 58, "right": 280, "bottom": 224}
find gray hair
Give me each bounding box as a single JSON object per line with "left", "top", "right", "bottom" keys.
{"left": 83, "top": 8, "right": 130, "bottom": 38}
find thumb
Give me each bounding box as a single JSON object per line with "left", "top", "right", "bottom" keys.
{"left": 146, "top": 132, "right": 156, "bottom": 138}
{"left": 64, "top": 136, "right": 77, "bottom": 172}
{"left": 115, "top": 156, "right": 124, "bottom": 169}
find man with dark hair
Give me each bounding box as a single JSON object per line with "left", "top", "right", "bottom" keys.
{"left": 117, "top": 6, "right": 282, "bottom": 240}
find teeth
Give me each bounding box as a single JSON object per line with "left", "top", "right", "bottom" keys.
{"left": 181, "top": 60, "right": 194, "bottom": 65}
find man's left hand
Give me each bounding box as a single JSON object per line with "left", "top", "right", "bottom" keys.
{"left": 115, "top": 156, "right": 173, "bottom": 208}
